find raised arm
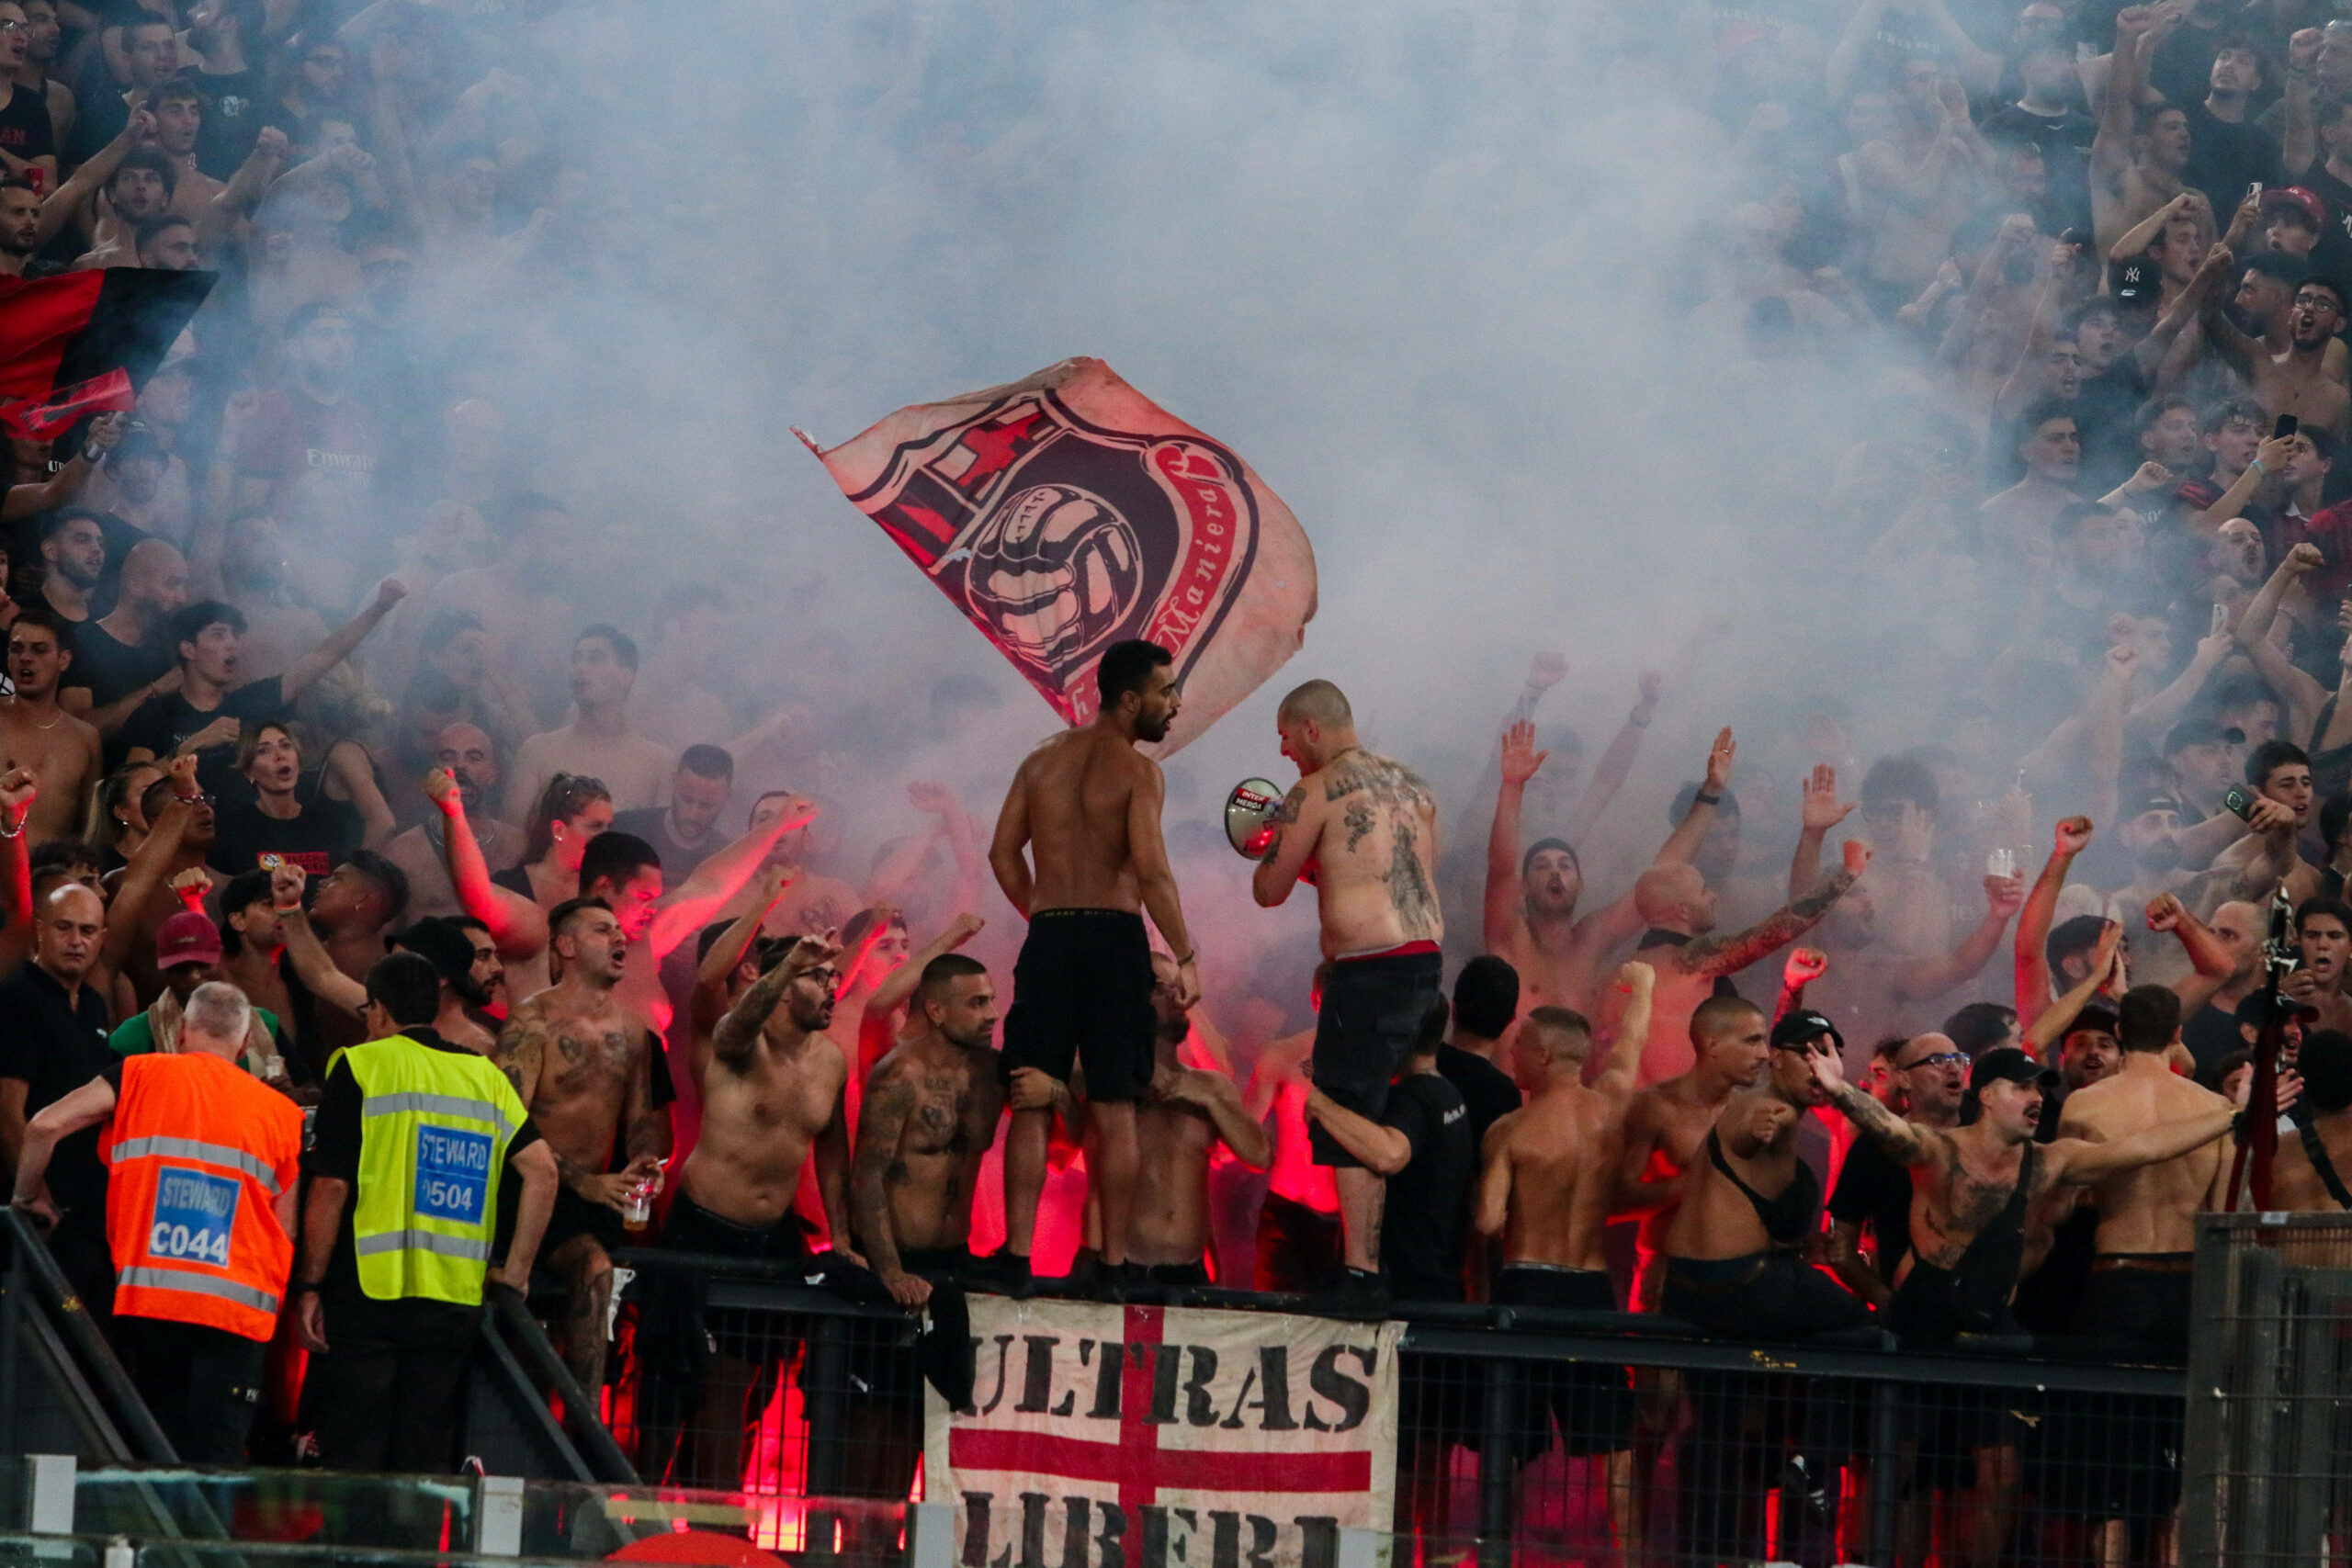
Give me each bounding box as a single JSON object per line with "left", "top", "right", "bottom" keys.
{"left": 1484, "top": 722, "right": 1543, "bottom": 952}
{"left": 423, "top": 768, "right": 547, "bottom": 959}
{"left": 31, "top": 109, "right": 148, "bottom": 250}
{"left": 644, "top": 794, "right": 819, "bottom": 959}
{"left": 278, "top": 578, "right": 404, "bottom": 706}
{"left": 1591, "top": 961, "right": 1656, "bottom": 1098}
{"left": 2091, "top": 9, "right": 2150, "bottom": 187}
{"left": 4, "top": 412, "right": 120, "bottom": 524}
{"left": 865, "top": 912, "right": 985, "bottom": 1022}
{"left": 98, "top": 756, "right": 198, "bottom": 974}
{"left": 1789, "top": 763, "right": 1856, "bottom": 898}
{"left": 710, "top": 933, "right": 831, "bottom": 1065}
{"left": 1891, "top": 871, "right": 2028, "bottom": 1002}
{"left": 0, "top": 770, "right": 33, "bottom": 977}
{"left": 1806, "top": 1048, "right": 1943, "bottom": 1168}
{"left": 1562, "top": 672, "right": 1660, "bottom": 844}
{"left": 1680, "top": 840, "right": 1871, "bottom": 979}
{"left": 270, "top": 863, "right": 366, "bottom": 1016}
{"left": 2024, "top": 919, "right": 2121, "bottom": 1058}
{"left": 2016, "top": 815, "right": 2090, "bottom": 1022}
{"left": 1576, "top": 728, "right": 1737, "bottom": 956}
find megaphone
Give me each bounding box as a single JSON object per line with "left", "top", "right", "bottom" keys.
{"left": 1225, "top": 778, "right": 1283, "bottom": 858}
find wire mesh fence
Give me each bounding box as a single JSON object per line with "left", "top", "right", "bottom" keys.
{"left": 2180, "top": 1212, "right": 2352, "bottom": 1568}
{"left": 601, "top": 1250, "right": 2220, "bottom": 1568}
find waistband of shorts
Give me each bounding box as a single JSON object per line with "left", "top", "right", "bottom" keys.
{"left": 668, "top": 1190, "right": 800, "bottom": 1243}
{"left": 1029, "top": 908, "right": 1147, "bottom": 923}
{"left": 2090, "top": 1251, "right": 2196, "bottom": 1273}
{"left": 1262, "top": 1189, "right": 1341, "bottom": 1221}
{"left": 1500, "top": 1262, "right": 1611, "bottom": 1280}
{"left": 1664, "top": 1250, "right": 1792, "bottom": 1292}
{"left": 1336, "top": 939, "right": 1442, "bottom": 963}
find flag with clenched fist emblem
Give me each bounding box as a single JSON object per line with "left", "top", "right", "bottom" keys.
{"left": 799, "top": 358, "right": 1317, "bottom": 756}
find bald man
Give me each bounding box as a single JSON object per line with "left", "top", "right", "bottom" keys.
{"left": 1627, "top": 842, "right": 1869, "bottom": 1083}
{"left": 1253, "top": 678, "right": 1444, "bottom": 1299}
{"left": 60, "top": 538, "right": 191, "bottom": 739}
{"left": 380, "top": 723, "right": 524, "bottom": 919}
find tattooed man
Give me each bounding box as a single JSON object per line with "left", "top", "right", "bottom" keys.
{"left": 494, "top": 897, "right": 671, "bottom": 1392}
{"left": 1253, "top": 678, "right": 1443, "bottom": 1297}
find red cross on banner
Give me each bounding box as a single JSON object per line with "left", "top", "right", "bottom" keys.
{"left": 927, "top": 1297, "right": 1400, "bottom": 1568}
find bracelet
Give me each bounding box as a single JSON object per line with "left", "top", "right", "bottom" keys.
{"left": 1693, "top": 790, "right": 1723, "bottom": 807}
{"left": 1174, "top": 950, "right": 1196, "bottom": 966}
{"left": 0, "top": 817, "right": 20, "bottom": 840}
{"left": 290, "top": 1280, "right": 322, "bottom": 1295}
{"left": 2250, "top": 459, "right": 2267, "bottom": 478}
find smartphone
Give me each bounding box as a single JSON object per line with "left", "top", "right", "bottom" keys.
{"left": 2211, "top": 602, "right": 2230, "bottom": 636}
{"left": 2276, "top": 413, "right": 2300, "bottom": 440}
{"left": 2224, "top": 784, "right": 2259, "bottom": 822}
{"left": 2250, "top": 182, "right": 2266, "bottom": 201}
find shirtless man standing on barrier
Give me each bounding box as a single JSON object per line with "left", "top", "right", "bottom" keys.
{"left": 1476, "top": 964, "right": 1654, "bottom": 1559}
{"left": 1253, "top": 678, "right": 1443, "bottom": 1303}
{"left": 989, "top": 638, "right": 1197, "bottom": 1292}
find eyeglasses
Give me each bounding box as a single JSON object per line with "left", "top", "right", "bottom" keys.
{"left": 0, "top": 20, "right": 26, "bottom": 32}
{"left": 1902, "top": 1051, "right": 1971, "bottom": 1070}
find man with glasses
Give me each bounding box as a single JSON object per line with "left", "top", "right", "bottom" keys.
{"left": 0, "top": 1, "right": 57, "bottom": 189}
{"left": 1826, "top": 1031, "right": 1969, "bottom": 1308}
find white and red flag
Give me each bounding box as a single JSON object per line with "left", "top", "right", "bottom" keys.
{"left": 800, "top": 358, "right": 1317, "bottom": 755}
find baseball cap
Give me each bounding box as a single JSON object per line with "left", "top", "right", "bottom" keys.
{"left": 1969, "top": 1046, "right": 2060, "bottom": 1093}
{"left": 2164, "top": 716, "right": 2239, "bottom": 754}
{"left": 154, "top": 910, "right": 222, "bottom": 970}
{"left": 2064, "top": 1002, "right": 2120, "bottom": 1041}
{"left": 1771, "top": 1008, "right": 1843, "bottom": 1055}
{"left": 391, "top": 918, "right": 474, "bottom": 987}
{"left": 2110, "top": 256, "right": 2160, "bottom": 304}
{"left": 2121, "top": 790, "right": 2182, "bottom": 822}
{"left": 2261, "top": 186, "right": 2327, "bottom": 230}
{"left": 2234, "top": 990, "right": 2318, "bottom": 1029}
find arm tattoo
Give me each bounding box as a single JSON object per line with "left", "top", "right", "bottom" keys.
{"left": 1261, "top": 783, "right": 1309, "bottom": 863}
{"left": 1685, "top": 867, "right": 1860, "bottom": 977}
{"left": 1826, "top": 1078, "right": 1932, "bottom": 1166}
{"left": 714, "top": 956, "right": 798, "bottom": 1059}
{"left": 850, "top": 1077, "right": 915, "bottom": 1275}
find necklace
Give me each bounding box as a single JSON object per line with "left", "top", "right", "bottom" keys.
{"left": 9, "top": 700, "right": 62, "bottom": 731}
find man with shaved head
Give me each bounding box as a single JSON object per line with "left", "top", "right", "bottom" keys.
{"left": 1252, "top": 676, "right": 1445, "bottom": 1303}
{"left": 0, "top": 882, "right": 117, "bottom": 1314}
{"left": 60, "top": 537, "right": 191, "bottom": 740}
{"left": 381, "top": 722, "right": 523, "bottom": 920}
{"left": 1627, "top": 840, "right": 1870, "bottom": 1083}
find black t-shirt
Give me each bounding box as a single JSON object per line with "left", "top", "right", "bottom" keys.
{"left": 118, "top": 675, "right": 288, "bottom": 796}
{"left": 611, "top": 805, "right": 720, "bottom": 882}
{"left": 2181, "top": 1003, "right": 2243, "bottom": 1086}
{"left": 1827, "top": 1131, "right": 1917, "bottom": 1282}
{"left": 1981, "top": 103, "right": 2098, "bottom": 234}
{"left": 301, "top": 1027, "right": 541, "bottom": 1345}
{"left": 63, "top": 617, "right": 173, "bottom": 716}
{"left": 2076, "top": 360, "right": 2154, "bottom": 491}
{"left": 0, "top": 80, "right": 55, "bottom": 169}
{"left": 2183, "top": 102, "right": 2282, "bottom": 220}
{"left": 190, "top": 64, "right": 266, "bottom": 179}
{"left": 0, "top": 965, "right": 118, "bottom": 1220}
{"left": 209, "top": 795, "right": 363, "bottom": 878}
{"left": 1378, "top": 1070, "right": 1475, "bottom": 1301}
{"left": 490, "top": 863, "right": 533, "bottom": 899}
{"left": 2290, "top": 160, "right": 2352, "bottom": 286}
{"left": 1435, "top": 1043, "right": 1521, "bottom": 1154}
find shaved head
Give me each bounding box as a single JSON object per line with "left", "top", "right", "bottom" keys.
{"left": 1277, "top": 679, "right": 1352, "bottom": 728}
{"left": 1523, "top": 1005, "right": 1592, "bottom": 1060}
{"left": 1691, "top": 994, "right": 1764, "bottom": 1046}
{"left": 1633, "top": 862, "right": 1706, "bottom": 922}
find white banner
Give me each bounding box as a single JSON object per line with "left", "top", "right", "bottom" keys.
{"left": 925, "top": 1297, "right": 1401, "bottom": 1568}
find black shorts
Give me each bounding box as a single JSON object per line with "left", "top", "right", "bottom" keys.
{"left": 1491, "top": 1265, "right": 1635, "bottom": 1460}
{"left": 1659, "top": 1250, "right": 1869, "bottom": 1340}
{"left": 659, "top": 1191, "right": 809, "bottom": 1365}
{"left": 2063, "top": 1262, "right": 2191, "bottom": 1520}
{"left": 1001, "top": 909, "right": 1156, "bottom": 1102}
{"left": 1252, "top": 1191, "right": 1341, "bottom": 1294}
{"left": 839, "top": 1246, "right": 973, "bottom": 1416}
{"left": 1308, "top": 947, "right": 1443, "bottom": 1168}
{"left": 546, "top": 1180, "right": 629, "bottom": 1257}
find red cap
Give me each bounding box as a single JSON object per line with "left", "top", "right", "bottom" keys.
{"left": 153, "top": 910, "right": 222, "bottom": 970}
{"left": 2262, "top": 186, "right": 2327, "bottom": 230}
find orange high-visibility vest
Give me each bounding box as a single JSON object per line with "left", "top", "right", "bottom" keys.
{"left": 102, "top": 1051, "right": 303, "bottom": 1340}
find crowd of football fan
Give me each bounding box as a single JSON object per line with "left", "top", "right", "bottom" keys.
{"left": 2, "top": 0, "right": 2352, "bottom": 1557}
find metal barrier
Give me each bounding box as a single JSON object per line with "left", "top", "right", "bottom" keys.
{"left": 610, "top": 1250, "right": 2199, "bottom": 1568}
{"left": 2180, "top": 1211, "right": 2352, "bottom": 1568}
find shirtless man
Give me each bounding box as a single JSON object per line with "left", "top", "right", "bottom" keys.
{"left": 1250, "top": 679, "right": 1441, "bottom": 1293}
{"left": 2272, "top": 1028, "right": 2352, "bottom": 1210}
{"left": 0, "top": 608, "right": 99, "bottom": 846}
{"left": 1485, "top": 721, "right": 1732, "bottom": 1017}
{"left": 2090, "top": 7, "right": 2190, "bottom": 255}
{"left": 1245, "top": 1024, "right": 1340, "bottom": 1292}
{"left": 1124, "top": 950, "right": 1271, "bottom": 1280}
{"left": 494, "top": 897, "right": 672, "bottom": 1393}
{"left": 989, "top": 638, "right": 1198, "bottom": 1288}
{"left": 660, "top": 922, "right": 846, "bottom": 1487}
{"left": 1627, "top": 839, "right": 1870, "bottom": 1083}
{"left": 2204, "top": 268, "right": 2352, "bottom": 438}
{"left": 504, "top": 626, "right": 676, "bottom": 818}
{"left": 1476, "top": 967, "right": 1654, "bottom": 1558}
{"left": 2056, "top": 983, "right": 2240, "bottom": 1356}
{"left": 379, "top": 724, "right": 524, "bottom": 920}
{"left": 1616, "top": 996, "right": 1774, "bottom": 1311}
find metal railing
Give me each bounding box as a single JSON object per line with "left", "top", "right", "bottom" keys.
{"left": 2180, "top": 1211, "right": 2352, "bottom": 1568}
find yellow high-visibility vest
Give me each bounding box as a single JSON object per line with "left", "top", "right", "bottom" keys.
{"left": 346, "top": 1035, "right": 526, "bottom": 1305}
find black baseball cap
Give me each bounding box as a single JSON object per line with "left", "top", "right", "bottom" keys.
{"left": 1772, "top": 1009, "right": 1843, "bottom": 1054}
{"left": 2110, "top": 256, "right": 2159, "bottom": 304}
{"left": 2234, "top": 991, "right": 2319, "bottom": 1029}
{"left": 2064, "top": 1003, "right": 2120, "bottom": 1041}
{"left": 1969, "top": 1046, "right": 2060, "bottom": 1092}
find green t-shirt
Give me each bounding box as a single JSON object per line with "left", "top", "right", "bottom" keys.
{"left": 110, "top": 1007, "right": 285, "bottom": 1056}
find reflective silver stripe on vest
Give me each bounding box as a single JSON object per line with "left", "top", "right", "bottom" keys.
{"left": 353, "top": 1228, "right": 492, "bottom": 1262}
{"left": 117, "top": 1265, "right": 281, "bottom": 1315}
{"left": 360, "top": 1092, "right": 516, "bottom": 1139}
{"left": 112, "top": 1134, "right": 283, "bottom": 1195}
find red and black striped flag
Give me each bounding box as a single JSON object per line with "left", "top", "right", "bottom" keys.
{"left": 0, "top": 268, "right": 214, "bottom": 442}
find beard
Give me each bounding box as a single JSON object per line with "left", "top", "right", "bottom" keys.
{"left": 1134, "top": 708, "right": 1171, "bottom": 744}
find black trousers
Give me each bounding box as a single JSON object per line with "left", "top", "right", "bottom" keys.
{"left": 304, "top": 1339, "right": 473, "bottom": 1472}
{"left": 119, "top": 1316, "right": 267, "bottom": 1464}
